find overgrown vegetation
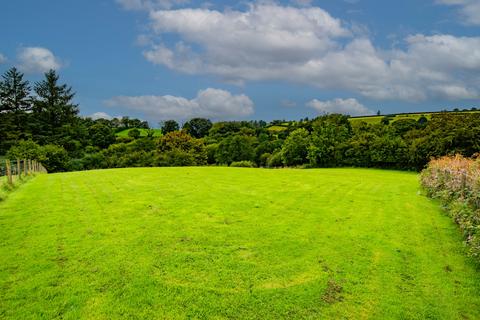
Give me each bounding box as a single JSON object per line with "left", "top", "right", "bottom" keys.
{"left": 421, "top": 155, "right": 480, "bottom": 259}
{"left": 1, "top": 67, "right": 479, "bottom": 172}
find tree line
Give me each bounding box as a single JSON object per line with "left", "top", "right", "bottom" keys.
{"left": 1, "top": 67, "right": 479, "bottom": 172}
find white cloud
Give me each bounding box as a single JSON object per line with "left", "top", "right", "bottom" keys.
{"left": 437, "top": 0, "right": 480, "bottom": 25}
{"left": 140, "top": 3, "right": 480, "bottom": 102}
{"left": 17, "top": 47, "right": 61, "bottom": 73}
{"left": 116, "top": 0, "right": 189, "bottom": 10}
{"left": 144, "top": 3, "right": 350, "bottom": 78}
{"left": 307, "top": 98, "right": 373, "bottom": 116}
{"left": 104, "top": 88, "right": 254, "bottom": 121}
{"left": 90, "top": 112, "right": 113, "bottom": 120}
{"left": 0, "top": 53, "right": 6, "bottom": 64}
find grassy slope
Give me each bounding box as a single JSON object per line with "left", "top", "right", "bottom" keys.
{"left": 349, "top": 110, "right": 480, "bottom": 125}
{"left": 266, "top": 111, "right": 480, "bottom": 130}
{"left": 349, "top": 113, "right": 431, "bottom": 125}
{"left": 0, "top": 168, "right": 479, "bottom": 319}
{"left": 115, "top": 128, "right": 162, "bottom": 137}
{"left": 0, "top": 176, "right": 20, "bottom": 200}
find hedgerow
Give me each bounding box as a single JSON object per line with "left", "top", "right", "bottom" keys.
{"left": 420, "top": 155, "right": 480, "bottom": 259}
{"left": 230, "top": 160, "right": 256, "bottom": 168}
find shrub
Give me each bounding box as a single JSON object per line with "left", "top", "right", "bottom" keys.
{"left": 267, "top": 150, "right": 283, "bottom": 168}
{"left": 7, "top": 141, "right": 70, "bottom": 172}
{"left": 161, "top": 120, "right": 179, "bottom": 134}
{"left": 259, "top": 152, "right": 271, "bottom": 167}
{"left": 230, "top": 160, "right": 256, "bottom": 168}
{"left": 128, "top": 128, "right": 141, "bottom": 139}
{"left": 41, "top": 144, "right": 70, "bottom": 172}
{"left": 157, "top": 131, "right": 207, "bottom": 165}
{"left": 79, "top": 152, "right": 106, "bottom": 170}
{"left": 205, "top": 143, "right": 219, "bottom": 164}
{"left": 281, "top": 128, "right": 310, "bottom": 166}
{"left": 116, "top": 136, "right": 134, "bottom": 144}
{"left": 215, "top": 135, "right": 255, "bottom": 165}
{"left": 6, "top": 140, "right": 44, "bottom": 160}
{"left": 89, "top": 123, "right": 116, "bottom": 148}
{"left": 156, "top": 150, "right": 196, "bottom": 167}
{"left": 420, "top": 155, "right": 480, "bottom": 259}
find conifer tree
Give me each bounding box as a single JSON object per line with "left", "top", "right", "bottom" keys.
{"left": 0, "top": 67, "right": 31, "bottom": 113}
{"left": 0, "top": 67, "right": 32, "bottom": 151}
{"left": 33, "top": 69, "right": 79, "bottom": 140}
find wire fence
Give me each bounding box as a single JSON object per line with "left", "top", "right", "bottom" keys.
{"left": 0, "top": 159, "right": 47, "bottom": 186}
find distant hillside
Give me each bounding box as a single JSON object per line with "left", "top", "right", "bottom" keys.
{"left": 115, "top": 128, "right": 162, "bottom": 137}
{"left": 349, "top": 110, "right": 480, "bottom": 125}
{"left": 266, "top": 109, "right": 480, "bottom": 131}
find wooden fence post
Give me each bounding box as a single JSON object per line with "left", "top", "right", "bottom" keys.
{"left": 23, "top": 159, "right": 27, "bottom": 176}
{"left": 17, "top": 159, "right": 21, "bottom": 178}
{"left": 6, "top": 160, "right": 13, "bottom": 185}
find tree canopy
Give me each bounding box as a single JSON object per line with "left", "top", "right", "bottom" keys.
{"left": 1, "top": 68, "right": 479, "bottom": 173}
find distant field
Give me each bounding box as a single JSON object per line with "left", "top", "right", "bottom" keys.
{"left": 266, "top": 110, "right": 480, "bottom": 131}
{"left": 349, "top": 110, "right": 480, "bottom": 125}
{"left": 115, "top": 128, "right": 162, "bottom": 137}
{"left": 349, "top": 113, "right": 431, "bottom": 125}
{"left": 267, "top": 125, "right": 289, "bottom": 132}
{"left": 1, "top": 167, "right": 479, "bottom": 319}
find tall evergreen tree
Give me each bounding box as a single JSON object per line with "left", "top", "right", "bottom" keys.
{"left": 0, "top": 67, "right": 31, "bottom": 113}
{"left": 0, "top": 67, "right": 32, "bottom": 151}
{"left": 33, "top": 69, "right": 79, "bottom": 141}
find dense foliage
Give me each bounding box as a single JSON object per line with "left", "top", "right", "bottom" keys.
{"left": 1, "top": 67, "right": 479, "bottom": 172}
{"left": 421, "top": 155, "right": 480, "bottom": 259}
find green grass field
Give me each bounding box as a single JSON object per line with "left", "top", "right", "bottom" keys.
{"left": 348, "top": 113, "right": 431, "bottom": 125}
{"left": 265, "top": 111, "right": 480, "bottom": 131}
{"left": 115, "top": 128, "right": 162, "bottom": 138}
{"left": 0, "top": 174, "right": 23, "bottom": 201}
{"left": 349, "top": 110, "right": 480, "bottom": 125}
{"left": 1, "top": 168, "right": 479, "bottom": 319}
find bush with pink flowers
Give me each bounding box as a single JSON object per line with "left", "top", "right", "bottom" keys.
{"left": 421, "top": 155, "right": 480, "bottom": 259}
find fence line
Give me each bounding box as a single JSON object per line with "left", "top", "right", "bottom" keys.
{"left": 0, "top": 159, "right": 47, "bottom": 186}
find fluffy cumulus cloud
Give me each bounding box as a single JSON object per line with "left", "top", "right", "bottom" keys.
{"left": 89, "top": 112, "right": 113, "bottom": 120}
{"left": 140, "top": 3, "right": 480, "bottom": 102}
{"left": 307, "top": 98, "right": 373, "bottom": 116}
{"left": 437, "top": 0, "right": 480, "bottom": 25}
{"left": 0, "top": 53, "right": 6, "bottom": 64}
{"left": 105, "top": 88, "right": 254, "bottom": 121}
{"left": 17, "top": 47, "right": 61, "bottom": 73}
{"left": 145, "top": 4, "right": 350, "bottom": 77}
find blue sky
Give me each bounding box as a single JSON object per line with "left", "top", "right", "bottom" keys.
{"left": 1, "top": 0, "right": 479, "bottom": 125}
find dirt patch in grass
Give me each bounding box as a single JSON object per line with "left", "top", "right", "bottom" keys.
{"left": 322, "top": 279, "right": 344, "bottom": 304}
